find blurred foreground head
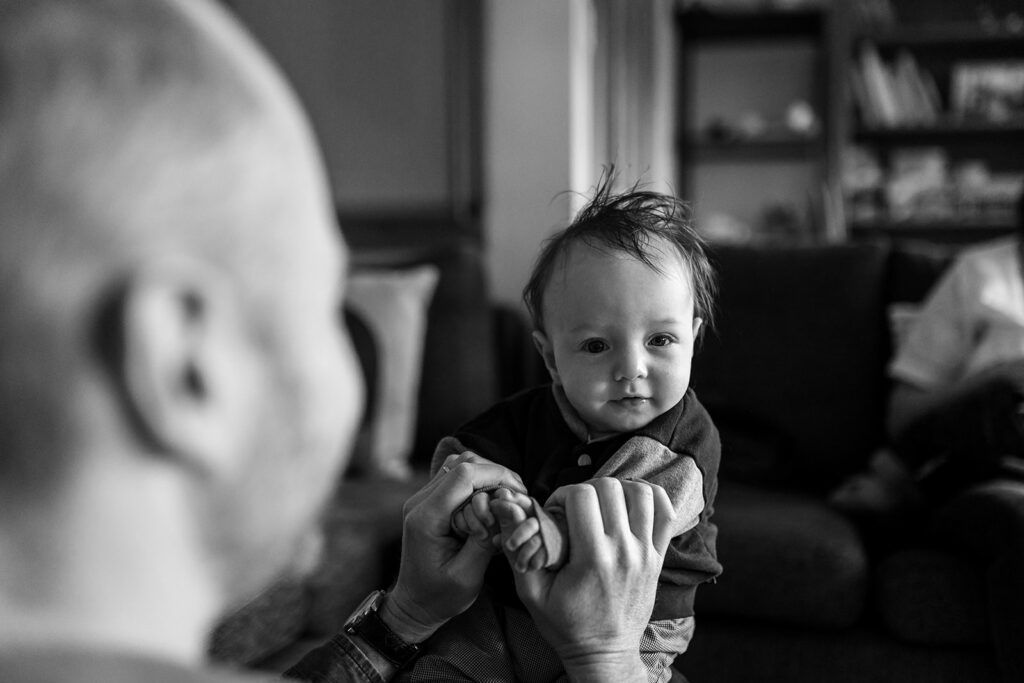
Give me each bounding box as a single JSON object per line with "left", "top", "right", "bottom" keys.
{"left": 0, "top": 0, "right": 361, "bottom": 614}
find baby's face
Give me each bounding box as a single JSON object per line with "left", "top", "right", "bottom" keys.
{"left": 535, "top": 241, "right": 701, "bottom": 437}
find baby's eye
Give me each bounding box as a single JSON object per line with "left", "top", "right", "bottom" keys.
{"left": 649, "top": 334, "right": 676, "bottom": 347}
{"left": 581, "top": 339, "right": 608, "bottom": 354}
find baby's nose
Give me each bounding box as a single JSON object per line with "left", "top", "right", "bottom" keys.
{"left": 613, "top": 347, "right": 648, "bottom": 381}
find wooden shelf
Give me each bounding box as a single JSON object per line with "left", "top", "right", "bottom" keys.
{"left": 678, "top": 8, "right": 823, "bottom": 42}
{"left": 854, "top": 120, "right": 1024, "bottom": 143}
{"left": 685, "top": 136, "right": 822, "bottom": 162}
{"left": 862, "top": 24, "right": 1024, "bottom": 51}
{"left": 845, "top": 16, "right": 1024, "bottom": 247}
{"left": 675, "top": 4, "right": 835, "bottom": 243}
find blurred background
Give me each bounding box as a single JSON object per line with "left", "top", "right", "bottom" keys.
{"left": 227, "top": 0, "right": 1023, "bottom": 304}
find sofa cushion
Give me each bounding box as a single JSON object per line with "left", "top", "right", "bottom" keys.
{"left": 346, "top": 264, "right": 440, "bottom": 480}
{"left": 692, "top": 243, "right": 891, "bottom": 491}
{"left": 696, "top": 482, "right": 868, "bottom": 629}
{"left": 349, "top": 243, "right": 498, "bottom": 468}
{"left": 681, "top": 619, "right": 997, "bottom": 683}
{"left": 875, "top": 548, "right": 988, "bottom": 645}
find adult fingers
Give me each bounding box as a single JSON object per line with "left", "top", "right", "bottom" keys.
{"left": 449, "top": 519, "right": 501, "bottom": 575}
{"left": 622, "top": 480, "right": 655, "bottom": 543}
{"left": 452, "top": 509, "right": 472, "bottom": 538}
{"left": 420, "top": 451, "right": 521, "bottom": 502}
{"left": 509, "top": 555, "right": 548, "bottom": 606}
{"left": 592, "top": 478, "right": 629, "bottom": 538}
{"left": 559, "top": 484, "right": 603, "bottom": 562}
{"left": 422, "top": 461, "right": 527, "bottom": 523}
{"left": 446, "top": 459, "right": 526, "bottom": 496}
{"left": 649, "top": 483, "right": 676, "bottom": 555}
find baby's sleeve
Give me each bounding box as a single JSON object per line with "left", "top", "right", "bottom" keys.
{"left": 594, "top": 435, "right": 706, "bottom": 538}
{"left": 594, "top": 433, "right": 723, "bottom": 618}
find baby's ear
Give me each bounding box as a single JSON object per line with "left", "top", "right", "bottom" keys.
{"left": 531, "top": 330, "right": 561, "bottom": 384}
{"left": 692, "top": 317, "right": 703, "bottom": 339}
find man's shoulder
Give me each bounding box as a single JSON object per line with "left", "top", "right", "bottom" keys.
{"left": 0, "top": 647, "right": 273, "bottom": 683}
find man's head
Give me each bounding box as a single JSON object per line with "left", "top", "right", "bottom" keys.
{"left": 0, "top": 0, "right": 361, "bottom": 607}
{"left": 523, "top": 180, "right": 716, "bottom": 436}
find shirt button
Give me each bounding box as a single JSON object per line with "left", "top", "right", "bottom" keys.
{"left": 577, "top": 454, "right": 592, "bottom": 466}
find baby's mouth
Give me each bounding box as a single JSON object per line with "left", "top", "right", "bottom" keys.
{"left": 614, "top": 396, "right": 650, "bottom": 405}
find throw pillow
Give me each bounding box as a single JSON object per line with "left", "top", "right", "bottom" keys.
{"left": 345, "top": 264, "right": 440, "bottom": 480}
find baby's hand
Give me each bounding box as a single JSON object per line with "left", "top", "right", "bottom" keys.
{"left": 451, "top": 490, "right": 498, "bottom": 545}
{"left": 450, "top": 487, "right": 535, "bottom": 550}
{"left": 491, "top": 490, "right": 568, "bottom": 573}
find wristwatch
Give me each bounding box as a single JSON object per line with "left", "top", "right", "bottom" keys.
{"left": 344, "top": 590, "right": 421, "bottom": 668}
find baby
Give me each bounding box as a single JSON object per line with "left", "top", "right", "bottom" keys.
{"left": 405, "top": 180, "right": 722, "bottom": 683}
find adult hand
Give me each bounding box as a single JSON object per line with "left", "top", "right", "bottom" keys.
{"left": 384, "top": 451, "right": 526, "bottom": 643}
{"left": 492, "top": 478, "right": 675, "bottom": 682}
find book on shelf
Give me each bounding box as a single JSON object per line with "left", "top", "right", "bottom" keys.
{"left": 853, "top": 44, "right": 942, "bottom": 128}
{"left": 856, "top": 44, "right": 900, "bottom": 126}
{"left": 893, "top": 51, "right": 940, "bottom": 125}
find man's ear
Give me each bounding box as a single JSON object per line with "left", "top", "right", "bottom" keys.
{"left": 531, "top": 330, "right": 561, "bottom": 384}
{"left": 116, "top": 261, "right": 258, "bottom": 479}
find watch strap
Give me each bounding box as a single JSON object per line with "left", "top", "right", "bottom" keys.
{"left": 345, "top": 591, "right": 420, "bottom": 668}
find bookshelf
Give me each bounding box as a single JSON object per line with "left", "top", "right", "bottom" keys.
{"left": 842, "top": 10, "right": 1024, "bottom": 246}
{"left": 675, "top": 5, "right": 841, "bottom": 243}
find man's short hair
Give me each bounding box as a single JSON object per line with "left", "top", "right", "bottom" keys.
{"left": 0, "top": 0, "right": 281, "bottom": 502}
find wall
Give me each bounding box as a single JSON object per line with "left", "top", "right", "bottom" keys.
{"left": 482, "top": 0, "right": 576, "bottom": 305}
{"left": 483, "top": 0, "right": 682, "bottom": 305}
{"left": 233, "top": 0, "right": 574, "bottom": 304}
{"left": 232, "top": 0, "right": 452, "bottom": 214}
{"left": 231, "top": 1, "right": 665, "bottom": 305}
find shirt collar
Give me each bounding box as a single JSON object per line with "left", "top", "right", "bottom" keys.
{"left": 550, "top": 383, "right": 620, "bottom": 444}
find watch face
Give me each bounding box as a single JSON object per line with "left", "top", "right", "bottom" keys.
{"left": 346, "top": 590, "right": 381, "bottom": 623}
{"left": 361, "top": 590, "right": 386, "bottom": 617}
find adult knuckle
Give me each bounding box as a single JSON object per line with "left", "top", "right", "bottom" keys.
{"left": 630, "top": 481, "right": 654, "bottom": 500}
{"left": 568, "top": 483, "right": 597, "bottom": 504}
{"left": 449, "top": 461, "right": 471, "bottom": 483}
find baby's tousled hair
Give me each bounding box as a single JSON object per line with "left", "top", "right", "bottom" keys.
{"left": 523, "top": 173, "right": 717, "bottom": 340}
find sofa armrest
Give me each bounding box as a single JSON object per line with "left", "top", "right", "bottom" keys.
{"left": 493, "top": 304, "right": 548, "bottom": 398}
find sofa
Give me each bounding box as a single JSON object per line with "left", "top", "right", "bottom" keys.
{"left": 209, "top": 235, "right": 1010, "bottom": 682}
{"left": 679, "top": 241, "right": 1003, "bottom": 682}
